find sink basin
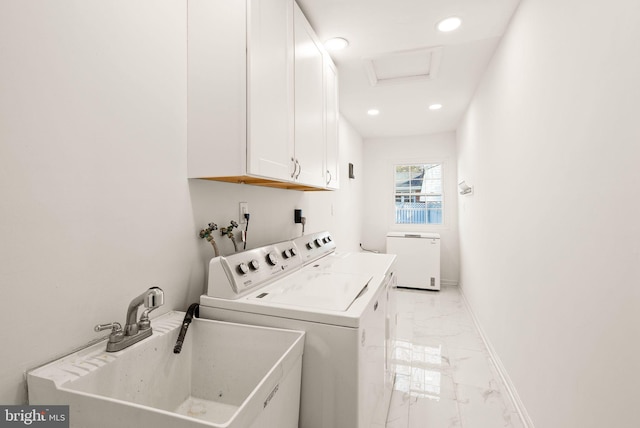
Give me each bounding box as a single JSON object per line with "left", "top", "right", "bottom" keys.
{"left": 28, "top": 311, "right": 304, "bottom": 428}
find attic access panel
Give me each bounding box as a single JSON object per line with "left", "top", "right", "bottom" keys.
{"left": 364, "top": 47, "right": 443, "bottom": 86}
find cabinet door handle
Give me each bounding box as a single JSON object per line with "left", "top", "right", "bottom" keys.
{"left": 290, "top": 157, "right": 297, "bottom": 179}
{"left": 296, "top": 160, "right": 301, "bottom": 179}
{"left": 326, "top": 170, "right": 332, "bottom": 186}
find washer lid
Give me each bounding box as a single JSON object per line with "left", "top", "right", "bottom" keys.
{"left": 249, "top": 271, "right": 373, "bottom": 312}
{"left": 386, "top": 231, "right": 440, "bottom": 239}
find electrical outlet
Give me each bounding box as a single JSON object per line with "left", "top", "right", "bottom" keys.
{"left": 239, "top": 202, "right": 249, "bottom": 223}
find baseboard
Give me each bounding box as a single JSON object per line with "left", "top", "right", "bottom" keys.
{"left": 441, "top": 279, "right": 459, "bottom": 287}
{"left": 458, "top": 285, "right": 536, "bottom": 428}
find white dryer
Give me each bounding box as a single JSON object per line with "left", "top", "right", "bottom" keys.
{"left": 199, "top": 232, "right": 396, "bottom": 428}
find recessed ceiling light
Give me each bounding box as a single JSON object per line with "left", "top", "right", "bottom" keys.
{"left": 437, "top": 16, "right": 462, "bottom": 32}
{"left": 429, "top": 104, "right": 443, "bottom": 110}
{"left": 324, "top": 37, "right": 349, "bottom": 51}
{"left": 367, "top": 109, "right": 380, "bottom": 116}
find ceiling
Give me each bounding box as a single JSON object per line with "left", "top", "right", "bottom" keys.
{"left": 295, "top": 0, "right": 521, "bottom": 139}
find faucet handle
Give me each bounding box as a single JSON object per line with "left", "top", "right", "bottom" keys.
{"left": 94, "top": 322, "right": 124, "bottom": 343}
{"left": 94, "top": 322, "right": 122, "bottom": 333}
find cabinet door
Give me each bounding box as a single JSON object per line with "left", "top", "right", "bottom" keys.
{"left": 293, "top": 4, "right": 326, "bottom": 187}
{"left": 359, "top": 287, "right": 389, "bottom": 427}
{"left": 247, "top": 0, "right": 295, "bottom": 181}
{"left": 324, "top": 56, "right": 339, "bottom": 189}
{"left": 187, "top": 0, "right": 248, "bottom": 178}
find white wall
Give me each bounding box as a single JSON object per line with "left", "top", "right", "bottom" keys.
{"left": 0, "top": 1, "right": 364, "bottom": 405}
{"left": 301, "top": 115, "right": 365, "bottom": 251}
{"left": 363, "top": 132, "right": 459, "bottom": 285}
{"left": 457, "top": 0, "right": 640, "bottom": 426}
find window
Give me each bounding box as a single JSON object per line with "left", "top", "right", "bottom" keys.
{"left": 394, "top": 163, "right": 443, "bottom": 225}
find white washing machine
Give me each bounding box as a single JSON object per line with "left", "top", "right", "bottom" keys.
{"left": 386, "top": 232, "right": 441, "bottom": 290}
{"left": 199, "top": 231, "right": 396, "bottom": 428}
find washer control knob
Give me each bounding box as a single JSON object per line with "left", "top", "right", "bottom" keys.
{"left": 237, "top": 263, "right": 249, "bottom": 275}
{"left": 314, "top": 238, "right": 323, "bottom": 247}
{"left": 306, "top": 242, "right": 314, "bottom": 250}
{"left": 282, "top": 249, "right": 292, "bottom": 259}
{"left": 249, "top": 259, "right": 260, "bottom": 270}
{"left": 326, "top": 235, "right": 332, "bottom": 242}
{"left": 323, "top": 237, "right": 329, "bottom": 243}
{"left": 266, "top": 252, "right": 278, "bottom": 266}
{"left": 290, "top": 248, "right": 298, "bottom": 256}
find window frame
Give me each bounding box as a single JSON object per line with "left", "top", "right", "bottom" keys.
{"left": 391, "top": 161, "right": 447, "bottom": 229}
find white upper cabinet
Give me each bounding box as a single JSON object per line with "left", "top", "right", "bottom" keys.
{"left": 293, "top": 3, "right": 326, "bottom": 188}
{"left": 247, "top": 0, "right": 295, "bottom": 182}
{"left": 188, "top": 0, "right": 338, "bottom": 191}
{"left": 324, "top": 56, "right": 339, "bottom": 190}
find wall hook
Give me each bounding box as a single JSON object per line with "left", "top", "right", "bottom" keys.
{"left": 458, "top": 180, "right": 474, "bottom": 195}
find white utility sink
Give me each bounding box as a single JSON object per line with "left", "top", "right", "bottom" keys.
{"left": 28, "top": 311, "right": 304, "bottom": 428}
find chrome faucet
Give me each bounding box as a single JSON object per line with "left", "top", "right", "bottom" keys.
{"left": 95, "top": 287, "right": 164, "bottom": 352}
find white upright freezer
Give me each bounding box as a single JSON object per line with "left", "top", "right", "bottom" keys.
{"left": 386, "top": 232, "right": 441, "bottom": 290}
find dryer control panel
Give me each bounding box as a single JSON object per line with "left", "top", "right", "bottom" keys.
{"left": 206, "top": 231, "right": 336, "bottom": 299}
{"left": 292, "top": 231, "right": 336, "bottom": 264}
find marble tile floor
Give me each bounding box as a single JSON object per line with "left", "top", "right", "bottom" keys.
{"left": 386, "top": 286, "right": 524, "bottom": 428}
